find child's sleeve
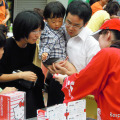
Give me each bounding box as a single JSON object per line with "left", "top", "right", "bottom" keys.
{"left": 39, "top": 33, "right": 58, "bottom": 60}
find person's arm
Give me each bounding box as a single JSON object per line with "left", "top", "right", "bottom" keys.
{"left": 2, "top": 9, "right": 10, "bottom": 25}
{"left": 0, "top": 71, "right": 37, "bottom": 82}
{"left": 0, "top": 87, "right": 17, "bottom": 94}
{"left": 54, "top": 49, "right": 110, "bottom": 103}
{"left": 39, "top": 32, "right": 57, "bottom": 60}
{"left": 48, "top": 60, "right": 77, "bottom": 75}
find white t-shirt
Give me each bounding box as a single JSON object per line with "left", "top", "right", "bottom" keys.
{"left": 67, "top": 26, "right": 100, "bottom": 72}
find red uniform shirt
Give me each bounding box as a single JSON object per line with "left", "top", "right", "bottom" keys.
{"left": 62, "top": 48, "right": 120, "bottom": 119}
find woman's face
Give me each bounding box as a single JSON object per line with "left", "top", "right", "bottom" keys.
{"left": 27, "top": 27, "right": 41, "bottom": 44}
{"left": 0, "top": 47, "right": 4, "bottom": 59}
{"left": 98, "top": 32, "right": 111, "bottom": 49}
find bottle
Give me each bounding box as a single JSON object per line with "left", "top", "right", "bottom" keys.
{"left": 9, "top": 23, "right": 13, "bottom": 33}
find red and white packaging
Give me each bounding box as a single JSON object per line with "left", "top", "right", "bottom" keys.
{"left": 37, "top": 99, "right": 86, "bottom": 120}
{"left": 37, "top": 109, "right": 48, "bottom": 120}
{"left": 0, "top": 91, "right": 26, "bottom": 120}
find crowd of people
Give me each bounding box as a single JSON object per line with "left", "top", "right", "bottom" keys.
{"left": 0, "top": 0, "right": 120, "bottom": 119}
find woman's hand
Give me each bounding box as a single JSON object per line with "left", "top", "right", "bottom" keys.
{"left": 18, "top": 71, "right": 37, "bottom": 82}
{"left": 53, "top": 74, "right": 68, "bottom": 85}
{"left": 0, "top": 87, "right": 17, "bottom": 94}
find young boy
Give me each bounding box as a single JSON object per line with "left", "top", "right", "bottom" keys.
{"left": 39, "top": 1, "right": 73, "bottom": 70}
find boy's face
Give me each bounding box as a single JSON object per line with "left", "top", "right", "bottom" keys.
{"left": 0, "top": 47, "right": 4, "bottom": 59}
{"left": 65, "top": 12, "right": 84, "bottom": 37}
{"left": 46, "top": 17, "right": 63, "bottom": 30}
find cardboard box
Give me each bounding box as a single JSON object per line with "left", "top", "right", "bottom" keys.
{"left": 84, "top": 95, "right": 97, "bottom": 119}
{"left": 0, "top": 91, "right": 26, "bottom": 120}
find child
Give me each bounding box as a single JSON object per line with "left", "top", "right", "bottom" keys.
{"left": 39, "top": 1, "right": 67, "bottom": 68}
{"left": 39, "top": 1, "right": 76, "bottom": 98}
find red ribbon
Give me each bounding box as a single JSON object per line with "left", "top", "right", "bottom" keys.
{"left": 19, "top": 101, "right": 24, "bottom": 107}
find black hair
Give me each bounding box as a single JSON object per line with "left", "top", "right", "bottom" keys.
{"left": 0, "top": 24, "right": 8, "bottom": 34}
{"left": 0, "top": 31, "right": 6, "bottom": 48}
{"left": 89, "top": 0, "right": 99, "bottom": 6}
{"left": 99, "top": 29, "right": 120, "bottom": 40}
{"left": 34, "top": 8, "right": 44, "bottom": 17}
{"left": 99, "top": 29, "right": 120, "bottom": 48}
{"left": 13, "top": 10, "right": 44, "bottom": 41}
{"left": 66, "top": 1, "right": 92, "bottom": 25}
{"left": 104, "top": 1, "right": 120, "bottom": 16}
{"left": 43, "top": 1, "right": 66, "bottom": 19}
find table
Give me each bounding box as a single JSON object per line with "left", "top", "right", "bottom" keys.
{"left": 27, "top": 117, "right": 96, "bottom": 120}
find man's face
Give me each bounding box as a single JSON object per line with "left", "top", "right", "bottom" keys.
{"left": 65, "top": 12, "right": 84, "bottom": 37}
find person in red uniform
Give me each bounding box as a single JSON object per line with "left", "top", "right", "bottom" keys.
{"left": 53, "top": 19, "right": 120, "bottom": 119}
{"left": 0, "top": 0, "right": 10, "bottom": 25}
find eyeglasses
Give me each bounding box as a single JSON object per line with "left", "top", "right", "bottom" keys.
{"left": 65, "top": 22, "right": 83, "bottom": 30}
{"left": 31, "top": 30, "right": 41, "bottom": 34}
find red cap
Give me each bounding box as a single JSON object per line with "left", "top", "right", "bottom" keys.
{"left": 92, "top": 19, "right": 120, "bottom": 40}
{"left": 100, "top": 18, "right": 120, "bottom": 31}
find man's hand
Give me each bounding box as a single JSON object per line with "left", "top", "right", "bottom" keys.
{"left": 42, "top": 52, "right": 48, "bottom": 61}
{"left": 48, "top": 60, "right": 77, "bottom": 75}
{"left": 48, "top": 63, "right": 68, "bottom": 74}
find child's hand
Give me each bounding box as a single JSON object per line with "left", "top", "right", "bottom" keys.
{"left": 42, "top": 52, "right": 48, "bottom": 61}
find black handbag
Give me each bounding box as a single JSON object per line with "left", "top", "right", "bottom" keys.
{"left": 13, "top": 70, "right": 36, "bottom": 89}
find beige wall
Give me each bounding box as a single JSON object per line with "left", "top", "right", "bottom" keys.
{"left": 47, "top": 0, "right": 55, "bottom": 3}
{"left": 47, "top": 0, "right": 68, "bottom": 8}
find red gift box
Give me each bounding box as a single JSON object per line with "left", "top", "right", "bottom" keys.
{"left": 0, "top": 91, "right": 26, "bottom": 120}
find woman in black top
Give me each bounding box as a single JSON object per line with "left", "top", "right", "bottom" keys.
{"left": 0, "top": 11, "right": 45, "bottom": 118}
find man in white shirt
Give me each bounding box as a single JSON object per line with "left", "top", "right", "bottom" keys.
{"left": 51, "top": 1, "right": 100, "bottom": 73}
{"left": 47, "top": 1, "right": 100, "bottom": 107}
